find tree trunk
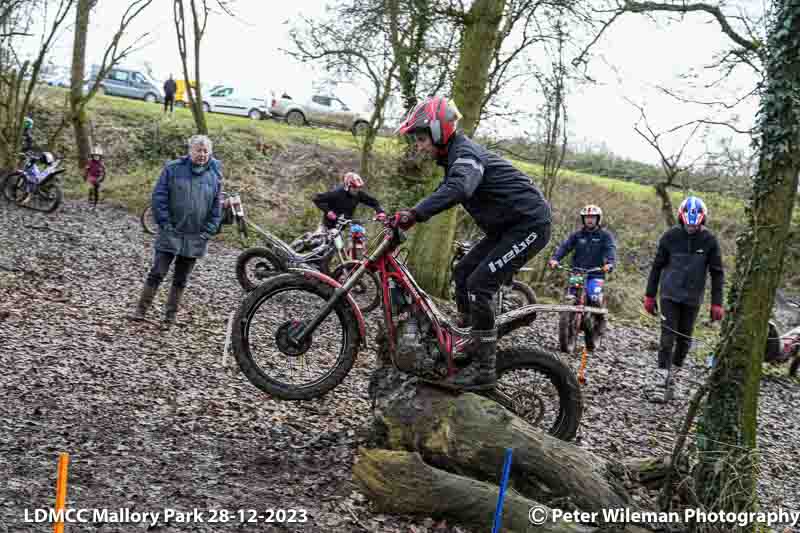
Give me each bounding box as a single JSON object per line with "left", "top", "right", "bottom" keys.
{"left": 653, "top": 182, "right": 675, "bottom": 228}
{"left": 359, "top": 62, "right": 397, "bottom": 177}
{"left": 190, "top": 0, "right": 207, "bottom": 134}
{"left": 71, "top": 0, "right": 92, "bottom": 170}
{"left": 451, "top": 0, "right": 506, "bottom": 136}
{"left": 693, "top": 0, "right": 800, "bottom": 524}
{"left": 404, "top": 0, "right": 506, "bottom": 297}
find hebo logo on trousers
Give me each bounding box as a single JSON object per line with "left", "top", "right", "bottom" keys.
{"left": 488, "top": 231, "right": 538, "bottom": 273}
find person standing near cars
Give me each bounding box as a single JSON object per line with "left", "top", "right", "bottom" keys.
{"left": 644, "top": 196, "right": 724, "bottom": 386}
{"left": 163, "top": 74, "right": 177, "bottom": 114}
{"left": 130, "top": 134, "right": 222, "bottom": 327}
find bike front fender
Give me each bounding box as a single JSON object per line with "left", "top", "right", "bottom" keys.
{"left": 289, "top": 268, "right": 367, "bottom": 347}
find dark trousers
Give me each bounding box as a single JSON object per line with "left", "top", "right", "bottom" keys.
{"left": 453, "top": 221, "right": 551, "bottom": 330}
{"left": 658, "top": 298, "right": 700, "bottom": 368}
{"left": 164, "top": 95, "right": 175, "bottom": 113}
{"left": 146, "top": 251, "right": 197, "bottom": 289}
{"left": 88, "top": 183, "right": 100, "bottom": 206}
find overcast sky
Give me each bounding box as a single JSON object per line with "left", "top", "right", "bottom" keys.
{"left": 40, "top": 0, "right": 762, "bottom": 165}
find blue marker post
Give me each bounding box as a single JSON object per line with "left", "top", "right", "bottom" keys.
{"left": 492, "top": 448, "right": 514, "bottom": 533}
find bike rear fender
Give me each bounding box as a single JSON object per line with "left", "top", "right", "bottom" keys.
{"left": 37, "top": 168, "right": 66, "bottom": 187}
{"left": 289, "top": 268, "right": 367, "bottom": 346}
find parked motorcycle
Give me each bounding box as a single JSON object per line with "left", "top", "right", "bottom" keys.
{"left": 2, "top": 151, "right": 64, "bottom": 212}
{"left": 231, "top": 216, "right": 584, "bottom": 441}
{"left": 235, "top": 217, "right": 381, "bottom": 313}
{"left": 765, "top": 302, "right": 800, "bottom": 377}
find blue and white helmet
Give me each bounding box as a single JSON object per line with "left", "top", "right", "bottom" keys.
{"left": 678, "top": 196, "right": 707, "bottom": 226}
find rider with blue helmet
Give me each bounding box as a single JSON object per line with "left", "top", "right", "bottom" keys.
{"left": 644, "top": 196, "right": 725, "bottom": 388}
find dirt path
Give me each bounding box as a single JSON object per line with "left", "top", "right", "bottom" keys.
{"left": 1, "top": 200, "right": 797, "bottom": 532}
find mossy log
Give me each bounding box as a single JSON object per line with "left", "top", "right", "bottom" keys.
{"left": 366, "top": 366, "right": 629, "bottom": 518}
{"left": 353, "top": 448, "right": 596, "bottom": 533}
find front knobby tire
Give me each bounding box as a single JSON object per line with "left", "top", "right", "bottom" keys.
{"left": 231, "top": 273, "right": 361, "bottom": 400}
{"left": 486, "top": 346, "right": 583, "bottom": 441}
{"left": 558, "top": 312, "right": 577, "bottom": 353}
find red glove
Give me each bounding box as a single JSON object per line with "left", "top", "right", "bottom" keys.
{"left": 644, "top": 296, "right": 657, "bottom": 316}
{"left": 392, "top": 210, "right": 416, "bottom": 230}
{"left": 326, "top": 211, "right": 338, "bottom": 221}
{"left": 375, "top": 212, "right": 387, "bottom": 222}
{"left": 711, "top": 304, "right": 724, "bottom": 322}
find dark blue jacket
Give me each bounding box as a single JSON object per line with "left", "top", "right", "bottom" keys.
{"left": 312, "top": 185, "right": 384, "bottom": 229}
{"left": 412, "top": 133, "right": 551, "bottom": 235}
{"left": 552, "top": 228, "right": 617, "bottom": 278}
{"left": 152, "top": 156, "right": 222, "bottom": 258}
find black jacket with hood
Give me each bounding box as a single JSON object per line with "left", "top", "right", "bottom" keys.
{"left": 412, "top": 133, "right": 551, "bottom": 235}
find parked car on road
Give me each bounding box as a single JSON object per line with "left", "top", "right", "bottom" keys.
{"left": 270, "top": 93, "right": 371, "bottom": 136}
{"left": 202, "top": 86, "right": 270, "bottom": 120}
{"left": 92, "top": 67, "right": 163, "bottom": 103}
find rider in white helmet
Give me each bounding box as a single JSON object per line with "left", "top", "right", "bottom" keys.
{"left": 311, "top": 171, "right": 386, "bottom": 229}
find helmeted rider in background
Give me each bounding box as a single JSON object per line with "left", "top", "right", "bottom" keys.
{"left": 392, "top": 96, "right": 552, "bottom": 391}
{"left": 312, "top": 172, "right": 386, "bottom": 230}
{"left": 22, "top": 116, "right": 34, "bottom": 153}
{"left": 548, "top": 204, "right": 616, "bottom": 333}
{"left": 644, "top": 196, "right": 724, "bottom": 385}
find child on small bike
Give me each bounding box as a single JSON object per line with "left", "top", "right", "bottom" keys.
{"left": 85, "top": 146, "right": 107, "bottom": 207}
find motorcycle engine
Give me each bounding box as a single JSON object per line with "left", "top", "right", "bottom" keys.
{"left": 393, "top": 311, "right": 446, "bottom": 380}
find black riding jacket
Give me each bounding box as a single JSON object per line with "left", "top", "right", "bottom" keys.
{"left": 312, "top": 185, "right": 384, "bottom": 228}
{"left": 412, "top": 133, "right": 551, "bottom": 235}
{"left": 646, "top": 225, "right": 724, "bottom": 307}
{"left": 552, "top": 227, "right": 617, "bottom": 278}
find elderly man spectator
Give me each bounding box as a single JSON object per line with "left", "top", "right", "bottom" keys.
{"left": 130, "top": 134, "right": 222, "bottom": 327}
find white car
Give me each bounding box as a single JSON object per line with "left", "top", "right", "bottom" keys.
{"left": 202, "top": 86, "right": 270, "bottom": 120}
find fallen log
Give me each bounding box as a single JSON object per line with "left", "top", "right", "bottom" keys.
{"left": 353, "top": 448, "right": 596, "bottom": 533}
{"left": 366, "top": 366, "right": 630, "bottom": 518}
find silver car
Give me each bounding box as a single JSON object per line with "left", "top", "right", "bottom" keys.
{"left": 94, "top": 68, "right": 163, "bottom": 103}
{"left": 270, "top": 93, "right": 371, "bottom": 136}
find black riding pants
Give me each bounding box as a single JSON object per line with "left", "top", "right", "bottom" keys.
{"left": 658, "top": 298, "right": 700, "bottom": 368}
{"left": 146, "top": 251, "right": 197, "bottom": 289}
{"left": 453, "top": 221, "right": 551, "bottom": 330}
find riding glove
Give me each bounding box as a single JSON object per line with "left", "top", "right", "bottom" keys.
{"left": 710, "top": 304, "right": 724, "bottom": 322}
{"left": 392, "top": 209, "right": 416, "bottom": 230}
{"left": 644, "top": 296, "right": 657, "bottom": 315}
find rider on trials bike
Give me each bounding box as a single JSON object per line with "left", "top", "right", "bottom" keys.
{"left": 548, "top": 204, "right": 616, "bottom": 334}
{"left": 392, "top": 96, "right": 552, "bottom": 391}
{"left": 312, "top": 172, "right": 387, "bottom": 230}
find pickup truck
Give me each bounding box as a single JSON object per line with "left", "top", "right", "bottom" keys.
{"left": 270, "top": 94, "right": 372, "bottom": 136}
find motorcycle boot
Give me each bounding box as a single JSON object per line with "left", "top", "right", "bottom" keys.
{"left": 438, "top": 328, "right": 497, "bottom": 391}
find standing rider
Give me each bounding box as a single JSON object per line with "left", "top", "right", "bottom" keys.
{"left": 312, "top": 172, "right": 387, "bottom": 230}
{"left": 548, "top": 205, "right": 616, "bottom": 334}
{"left": 644, "top": 196, "right": 724, "bottom": 385}
{"left": 392, "top": 96, "right": 552, "bottom": 391}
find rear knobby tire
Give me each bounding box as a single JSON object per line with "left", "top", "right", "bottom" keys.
{"left": 235, "top": 247, "right": 285, "bottom": 292}
{"left": 231, "top": 273, "right": 361, "bottom": 400}
{"left": 486, "top": 346, "right": 582, "bottom": 441}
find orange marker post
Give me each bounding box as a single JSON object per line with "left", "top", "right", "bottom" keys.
{"left": 578, "top": 347, "right": 589, "bottom": 385}
{"left": 54, "top": 453, "right": 69, "bottom": 533}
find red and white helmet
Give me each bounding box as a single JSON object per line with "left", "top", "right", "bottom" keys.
{"left": 580, "top": 204, "right": 603, "bottom": 226}
{"left": 343, "top": 172, "right": 365, "bottom": 190}
{"left": 395, "top": 96, "right": 462, "bottom": 146}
